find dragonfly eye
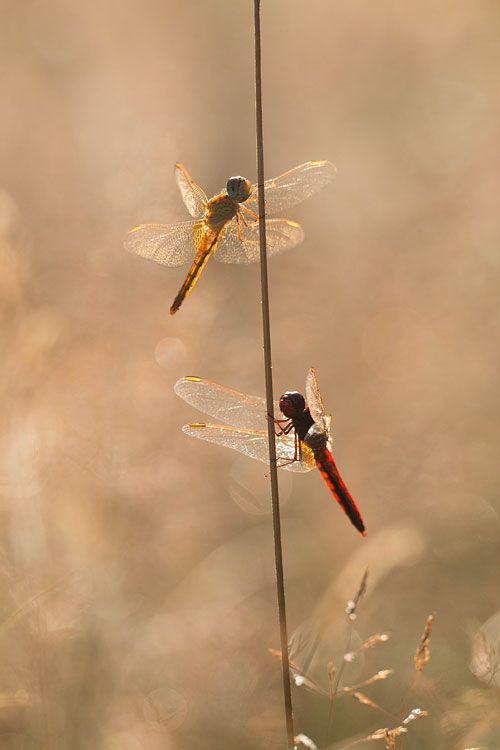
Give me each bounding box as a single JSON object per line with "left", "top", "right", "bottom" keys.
{"left": 279, "top": 391, "right": 306, "bottom": 418}
{"left": 226, "top": 176, "right": 252, "bottom": 202}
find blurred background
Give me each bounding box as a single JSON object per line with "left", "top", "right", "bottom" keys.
{"left": 1, "top": 0, "right": 500, "bottom": 747}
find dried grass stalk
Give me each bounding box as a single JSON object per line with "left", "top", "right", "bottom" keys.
{"left": 414, "top": 614, "right": 434, "bottom": 673}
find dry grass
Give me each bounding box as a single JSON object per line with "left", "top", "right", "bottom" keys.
{"left": 272, "top": 572, "right": 432, "bottom": 747}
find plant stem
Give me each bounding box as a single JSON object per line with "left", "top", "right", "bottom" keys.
{"left": 253, "top": 1, "right": 294, "bottom": 748}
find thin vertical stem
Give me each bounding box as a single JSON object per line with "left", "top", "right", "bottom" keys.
{"left": 253, "top": 1, "right": 294, "bottom": 748}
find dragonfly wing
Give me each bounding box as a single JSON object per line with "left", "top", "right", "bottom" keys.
{"left": 175, "top": 376, "right": 283, "bottom": 430}
{"left": 183, "top": 423, "right": 270, "bottom": 463}
{"left": 175, "top": 163, "right": 207, "bottom": 218}
{"left": 183, "top": 423, "right": 313, "bottom": 473}
{"left": 306, "top": 368, "right": 328, "bottom": 426}
{"left": 213, "top": 218, "right": 304, "bottom": 264}
{"left": 244, "top": 160, "right": 337, "bottom": 216}
{"left": 324, "top": 415, "right": 333, "bottom": 452}
{"left": 124, "top": 221, "right": 199, "bottom": 267}
{"left": 306, "top": 370, "right": 334, "bottom": 448}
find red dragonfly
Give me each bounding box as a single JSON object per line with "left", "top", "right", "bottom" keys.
{"left": 125, "top": 160, "right": 336, "bottom": 314}
{"left": 175, "top": 368, "right": 366, "bottom": 535}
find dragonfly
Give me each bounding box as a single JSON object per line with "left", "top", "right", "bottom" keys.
{"left": 125, "top": 160, "right": 336, "bottom": 314}
{"left": 174, "top": 368, "right": 366, "bottom": 535}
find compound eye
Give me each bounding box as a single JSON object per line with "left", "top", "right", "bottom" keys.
{"left": 226, "top": 176, "right": 251, "bottom": 202}
{"left": 226, "top": 177, "right": 244, "bottom": 198}
{"left": 279, "top": 391, "right": 306, "bottom": 417}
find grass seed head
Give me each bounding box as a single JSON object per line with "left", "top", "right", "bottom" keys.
{"left": 414, "top": 614, "right": 434, "bottom": 673}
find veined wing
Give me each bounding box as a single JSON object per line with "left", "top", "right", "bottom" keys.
{"left": 306, "top": 368, "right": 326, "bottom": 422}
{"left": 213, "top": 218, "right": 304, "bottom": 264}
{"left": 244, "top": 160, "right": 337, "bottom": 216}
{"left": 182, "top": 423, "right": 313, "bottom": 473}
{"left": 175, "top": 162, "right": 207, "bottom": 218}
{"left": 175, "top": 376, "right": 282, "bottom": 430}
{"left": 306, "top": 368, "right": 332, "bottom": 441}
{"left": 124, "top": 221, "right": 203, "bottom": 267}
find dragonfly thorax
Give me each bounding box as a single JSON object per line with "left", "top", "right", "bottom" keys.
{"left": 205, "top": 193, "right": 239, "bottom": 231}
{"left": 226, "top": 176, "right": 252, "bottom": 203}
{"left": 303, "top": 422, "right": 328, "bottom": 453}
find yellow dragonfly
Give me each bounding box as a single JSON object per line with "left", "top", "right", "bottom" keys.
{"left": 125, "top": 160, "right": 336, "bottom": 314}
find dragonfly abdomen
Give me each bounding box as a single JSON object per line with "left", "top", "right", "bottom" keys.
{"left": 315, "top": 447, "right": 366, "bottom": 535}
{"left": 169, "top": 226, "right": 219, "bottom": 314}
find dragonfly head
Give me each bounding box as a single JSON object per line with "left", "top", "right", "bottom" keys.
{"left": 279, "top": 391, "right": 306, "bottom": 418}
{"left": 226, "top": 176, "right": 252, "bottom": 203}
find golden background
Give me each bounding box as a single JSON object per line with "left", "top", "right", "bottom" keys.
{"left": 1, "top": 0, "right": 499, "bottom": 747}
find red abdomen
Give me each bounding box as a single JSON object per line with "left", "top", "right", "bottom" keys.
{"left": 315, "top": 448, "right": 366, "bottom": 535}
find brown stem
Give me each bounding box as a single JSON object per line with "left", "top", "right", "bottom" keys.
{"left": 253, "top": 1, "right": 294, "bottom": 748}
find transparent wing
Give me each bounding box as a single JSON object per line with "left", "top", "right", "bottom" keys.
{"left": 124, "top": 221, "right": 201, "bottom": 267}
{"left": 306, "top": 368, "right": 331, "bottom": 439}
{"left": 182, "top": 423, "right": 313, "bottom": 473}
{"left": 244, "top": 160, "right": 337, "bottom": 216}
{"left": 213, "top": 218, "right": 304, "bottom": 264}
{"left": 175, "top": 376, "right": 282, "bottom": 430}
{"left": 175, "top": 162, "right": 207, "bottom": 218}
{"left": 324, "top": 415, "right": 332, "bottom": 444}
{"left": 324, "top": 416, "right": 333, "bottom": 453}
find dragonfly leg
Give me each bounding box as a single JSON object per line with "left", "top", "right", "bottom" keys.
{"left": 264, "top": 453, "right": 299, "bottom": 476}
{"left": 235, "top": 213, "right": 259, "bottom": 245}
{"left": 297, "top": 435, "right": 304, "bottom": 462}
{"left": 239, "top": 203, "right": 260, "bottom": 224}
{"left": 275, "top": 419, "right": 294, "bottom": 437}
{"left": 262, "top": 420, "right": 300, "bottom": 476}
{"left": 275, "top": 432, "right": 301, "bottom": 470}
{"left": 246, "top": 186, "right": 268, "bottom": 214}
{"left": 276, "top": 455, "right": 299, "bottom": 469}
